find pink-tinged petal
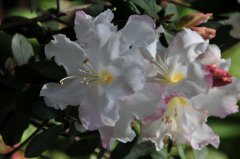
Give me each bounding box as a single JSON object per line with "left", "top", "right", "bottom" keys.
{"left": 192, "top": 78, "right": 240, "bottom": 118}
{"left": 140, "top": 96, "right": 207, "bottom": 150}
{"left": 191, "top": 124, "right": 219, "bottom": 149}
{"left": 40, "top": 78, "right": 84, "bottom": 110}
{"left": 119, "top": 15, "right": 156, "bottom": 49}
{"left": 45, "top": 34, "right": 86, "bottom": 76}
{"left": 78, "top": 88, "right": 119, "bottom": 130}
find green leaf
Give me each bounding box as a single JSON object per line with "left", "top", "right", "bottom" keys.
{"left": 130, "top": 0, "right": 161, "bottom": 20}
{"left": 164, "top": 4, "right": 178, "bottom": 21}
{"left": 11, "top": 33, "right": 34, "bottom": 66}
{"left": 65, "top": 138, "right": 100, "bottom": 157}
{"left": 32, "top": 99, "right": 59, "bottom": 120}
{"left": 123, "top": 141, "right": 156, "bottom": 159}
{"left": 1, "top": 111, "right": 29, "bottom": 146}
{"left": 25, "top": 124, "right": 63, "bottom": 157}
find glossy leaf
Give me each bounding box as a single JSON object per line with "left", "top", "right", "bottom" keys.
{"left": 11, "top": 33, "right": 34, "bottom": 66}
{"left": 25, "top": 124, "right": 64, "bottom": 157}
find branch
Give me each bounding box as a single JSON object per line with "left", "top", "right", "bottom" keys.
{"left": 0, "top": 4, "right": 91, "bottom": 31}
{"left": 0, "top": 12, "right": 66, "bottom": 31}
{"left": 3, "top": 120, "right": 48, "bottom": 158}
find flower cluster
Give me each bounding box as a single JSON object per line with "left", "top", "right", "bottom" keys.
{"left": 40, "top": 10, "right": 240, "bottom": 150}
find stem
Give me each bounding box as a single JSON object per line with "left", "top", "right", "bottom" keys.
{"left": 3, "top": 120, "right": 48, "bottom": 158}
{"left": 56, "top": 0, "right": 60, "bottom": 13}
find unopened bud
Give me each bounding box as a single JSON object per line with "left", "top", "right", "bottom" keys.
{"left": 177, "top": 12, "right": 212, "bottom": 29}
{"left": 207, "top": 64, "right": 232, "bottom": 87}
{"left": 191, "top": 27, "right": 216, "bottom": 40}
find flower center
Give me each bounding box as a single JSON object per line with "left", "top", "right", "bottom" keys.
{"left": 153, "top": 55, "right": 185, "bottom": 84}
{"left": 167, "top": 97, "right": 189, "bottom": 107}
{"left": 60, "top": 60, "right": 114, "bottom": 86}
{"left": 100, "top": 69, "right": 114, "bottom": 84}
{"left": 170, "top": 72, "right": 185, "bottom": 83}
{"left": 162, "top": 96, "right": 189, "bottom": 129}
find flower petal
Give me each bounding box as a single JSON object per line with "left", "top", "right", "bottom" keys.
{"left": 191, "top": 124, "right": 219, "bottom": 149}
{"left": 98, "top": 110, "right": 135, "bottom": 149}
{"left": 40, "top": 78, "right": 83, "bottom": 110}
{"left": 99, "top": 83, "right": 164, "bottom": 149}
{"left": 192, "top": 78, "right": 240, "bottom": 118}
{"left": 119, "top": 15, "right": 156, "bottom": 50}
{"left": 169, "top": 63, "right": 212, "bottom": 97}
{"left": 166, "top": 29, "right": 206, "bottom": 65}
{"left": 78, "top": 88, "right": 119, "bottom": 130}
{"left": 74, "top": 9, "right": 116, "bottom": 46}
{"left": 45, "top": 34, "right": 86, "bottom": 76}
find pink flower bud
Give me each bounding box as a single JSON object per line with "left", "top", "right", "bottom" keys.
{"left": 177, "top": 12, "right": 213, "bottom": 28}
{"left": 191, "top": 27, "right": 216, "bottom": 40}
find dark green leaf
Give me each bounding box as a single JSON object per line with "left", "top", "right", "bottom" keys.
{"left": 130, "top": 0, "right": 161, "bottom": 20}
{"left": 85, "top": 0, "right": 104, "bottom": 16}
{"left": 164, "top": 4, "right": 178, "bottom": 21}
{"left": 124, "top": 141, "right": 156, "bottom": 159}
{"left": 32, "top": 99, "right": 59, "bottom": 120}
{"left": 111, "top": 140, "right": 136, "bottom": 159}
{"left": 190, "top": 0, "right": 240, "bottom": 14}
{"left": 15, "top": 60, "right": 66, "bottom": 84}
{"left": 1, "top": 111, "right": 30, "bottom": 146}
{"left": 65, "top": 138, "right": 100, "bottom": 156}
{"left": 25, "top": 124, "right": 64, "bottom": 157}
{"left": 1, "top": 16, "right": 45, "bottom": 41}
{"left": 11, "top": 33, "right": 34, "bottom": 66}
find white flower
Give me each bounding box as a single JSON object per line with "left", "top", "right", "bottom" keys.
{"left": 136, "top": 29, "right": 240, "bottom": 150}
{"left": 40, "top": 10, "right": 156, "bottom": 131}
{"left": 139, "top": 95, "right": 218, "bottom": 150}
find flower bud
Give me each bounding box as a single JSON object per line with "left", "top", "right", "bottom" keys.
{"left": 177, "top": 12, "right": 212, "bottom": 29}
{"left": 191, "top": 27, "right": 216, "bottom": 40}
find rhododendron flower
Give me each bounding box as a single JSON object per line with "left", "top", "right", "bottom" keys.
{"left": 136, "top": 29, "right": 239, "bottom": 150}
{"left": 40, "top": 9, "right": 156, "bottom": 131}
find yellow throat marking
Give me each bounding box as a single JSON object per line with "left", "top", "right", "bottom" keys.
{"left": 168, "top": 97, "right": 189, "bottom": 107}
{"left": 100, "top": 69, "right": 114, "bottom": 84}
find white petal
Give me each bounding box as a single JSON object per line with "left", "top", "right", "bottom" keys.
{"left": 119, "top": 15, "right": 156, "bottom": 49}
{"left": 192, "top": 78, "right": 240, "bottom": 118}
{"left": 74, "top": 10, "right": 94, "bottom": 45}
{"left": 94, "top": 9, "right": 117, "bottom": 31}
{"left": 191, "top": 124, "right": 220, "bottom": 149}
{"left": 139, "top": 118, "right": 167, "bottom": 151}
{"left": 99, "top": 110, "right": 135, "bottom": 149}
{"left": 166, "top": 29, "right": 206, "bottom": 65}
{"left": 196, "top": 44, "right": 221, "bottom": 65}
{"left": 78, "top": 88, "right": 119, "bottom": 130}
{"left": 40, "top": 78, "right": 83, "bottom": 110}
{"left": 99, "top": 83, "right": 164, "bottom": 149}
{"left": 45, "top": 34, "right": 86, "bottom": 76}
{"left": 74, "top": 9, "right": 116, "bottom": 46}
{"left": 169, "top": 63, "right": 212, "bottom": 97}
